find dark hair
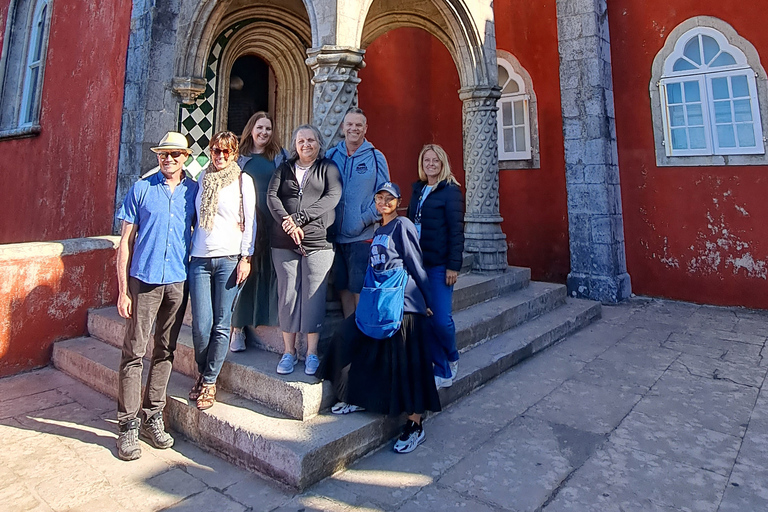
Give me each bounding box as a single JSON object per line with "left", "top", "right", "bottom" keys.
{"left": 209, "top": 131, "right": 240, "bottom": 159}
{"left": 239, "top": 111, "right": 282, "bottom": 161}
{"left": 346, "top": 107, "right": 366, "bottom": 118}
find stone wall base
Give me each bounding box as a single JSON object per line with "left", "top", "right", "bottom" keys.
{"left": 567, "top": 272, "right": 632, "bottom": 304}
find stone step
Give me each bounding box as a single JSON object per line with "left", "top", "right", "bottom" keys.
{"left": 53, "top": 297, "right": 600, "bottom": 490}
{"left": 454, "top": 280, "right": 567, "bottom": 351}
{"left": 86, "top": 274, "right": 551, "bottom": 422}
{"left": 88, "top": 307, "right": 330, "bottom": 422}
{"left": 451, "top": 266, "right": 529, "bottom": 311}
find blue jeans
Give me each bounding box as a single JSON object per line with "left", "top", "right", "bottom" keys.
{"left": 426, "top": 265, "right": 459, "bottom": 378}
{"left": 189, "top": 255, "right": 239, "bottom": 384}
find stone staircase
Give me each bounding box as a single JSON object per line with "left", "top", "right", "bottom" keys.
{"left": 52, "top": 267, "right": 601, "bottom": 490}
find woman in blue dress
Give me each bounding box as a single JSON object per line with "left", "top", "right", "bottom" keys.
{"left": 230, "top": 112, "right": 288, "bottom": 352}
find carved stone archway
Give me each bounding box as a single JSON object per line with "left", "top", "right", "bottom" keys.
{"left": 172, "top": 5, "right": 313, "bottom": 175}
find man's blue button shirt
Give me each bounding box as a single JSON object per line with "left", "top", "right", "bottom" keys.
{"left": 117, "top": 172, "right": 198, "bottom": 285}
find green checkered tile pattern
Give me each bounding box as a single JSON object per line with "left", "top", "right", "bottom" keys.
{"left": 178, "top": 20, "right": 252, "bottom": 178}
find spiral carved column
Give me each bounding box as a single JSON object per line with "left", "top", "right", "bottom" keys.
{"left": 460, "top": 86, "right": 508, "bottom": 272}
{"left": 306, "top": 47, "right": 365, "bottom": 149}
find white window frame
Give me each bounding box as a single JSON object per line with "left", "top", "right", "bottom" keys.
{"left": 659, "top": 26, "right": 765, "bottom": 158}
{"left": 18, "top": 0, "right": 51, "bottom": 128}
{"left": 497, "top": 58, "right": 531, "bottom": 161}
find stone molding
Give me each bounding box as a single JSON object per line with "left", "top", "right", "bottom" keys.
{"left": 556, "top": 0, "right": 631, "bottom": 303}
{"left": 306, "top": 46, "right": 366, "bottom": 148}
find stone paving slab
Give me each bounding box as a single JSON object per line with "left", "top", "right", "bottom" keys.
{"left": 4, "top": 298, "right": 768, "bottom": 511}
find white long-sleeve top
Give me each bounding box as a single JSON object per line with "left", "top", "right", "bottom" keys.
{"left": 191, "top": 169, "right": 257, "bottom": 258}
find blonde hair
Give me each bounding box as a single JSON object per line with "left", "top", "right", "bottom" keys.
{"left": 417, "top": 144, "right": 460, "bottom": 186}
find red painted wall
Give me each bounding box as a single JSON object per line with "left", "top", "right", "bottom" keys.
{"left": 495, "top": 1, "right": 571, "bottom": 282}
{"left": 608, "top": 2, "right": 768, "bottom": 308}
{"left": 359, "top": 28, "right": 464, "bottom": 208}
{"left": 0, "top": 0, "right": 132, "bottom": 244}
{"left": 0, "top": 238, "right": 118, "bottom": 377}
{"left": 360, "top": 15, "right": 570, "bottom": 282}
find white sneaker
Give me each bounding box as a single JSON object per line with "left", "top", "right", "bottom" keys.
{"left": 331, "top": 401, "right": 365, "bottom": 415}
{"left": 393, "top": 420, "right": 425, "bottom": 454}
{"left": 435, "top": 374, "right": 453, "bottom": 390}
{"left": 229, "top": 328, "right": 246, "bottom": 352}
{"left": 449, "top": 360, "right": 459, "bottom": 379}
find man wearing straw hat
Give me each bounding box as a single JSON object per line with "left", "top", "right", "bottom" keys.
{"left": 114, "top": 132, "right": 198, "bottom": 460}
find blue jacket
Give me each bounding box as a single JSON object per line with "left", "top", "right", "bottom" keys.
{"left": 326, "top": 140, "right": 390, "bottom": 243}
{"left": 406, "top": 180, "right": 465, "bottom": 271}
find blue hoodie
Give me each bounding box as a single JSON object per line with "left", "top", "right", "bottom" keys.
{"left": 326, "top": 139, "right": 390, "bottom": 243}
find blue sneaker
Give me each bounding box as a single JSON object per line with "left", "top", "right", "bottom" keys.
{"left": 304, "top": 354, "right": 320, "bottom": 375}
{"left": 276, "top": 353, "right": 298, "bottom": 374}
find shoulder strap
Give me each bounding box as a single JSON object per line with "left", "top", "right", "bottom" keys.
{"left": 238, "top": 172, "right": 245, "bottom": 232}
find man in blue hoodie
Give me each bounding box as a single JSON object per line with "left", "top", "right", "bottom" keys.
{"left": 326, "top": 108, "right": 390, "bottom": 318}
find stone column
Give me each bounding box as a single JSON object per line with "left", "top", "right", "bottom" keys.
{"left": 306, "top": 47, "right": 365, "bottom": 149}
{"left": 557, "top": 0, "right": 631, "bottom": 302}
{"left": 459, "top": 86, "right": 508, "bottom": 272}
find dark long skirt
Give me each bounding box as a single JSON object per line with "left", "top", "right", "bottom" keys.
{"left": 317, "top": 313, "right": 441, "bottom": 416}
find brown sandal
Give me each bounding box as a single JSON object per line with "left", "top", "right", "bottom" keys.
{"left": 189, "top": 375, "right": 203, "bottom": 401}
{"left": 196, "top": 383, "right": 216, "bottom": 410}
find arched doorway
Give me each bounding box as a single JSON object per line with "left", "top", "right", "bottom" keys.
{"left": 226, "top": 55, "right": 272, "bottom": 136}
{"left": 358, "top": 27, "right": 463, "bottom": 205}
{"left": 177, "top": 4, "right": 313, "bottom": 176}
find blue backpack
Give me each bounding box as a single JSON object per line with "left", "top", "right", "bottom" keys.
{"left": 355, "top": 265, "right": 408, "bottom": 339}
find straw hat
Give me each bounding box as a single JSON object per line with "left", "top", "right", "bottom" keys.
{"left": 151, "top": 132, "right": 192, "bottom": 154}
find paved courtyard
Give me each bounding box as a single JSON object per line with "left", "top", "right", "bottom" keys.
{"left": 2, "top": 297, "right": 768, "bottom": 511}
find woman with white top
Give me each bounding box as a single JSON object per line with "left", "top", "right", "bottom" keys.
{"left": 188, "top": 131, "right": 257, "bottom": 410}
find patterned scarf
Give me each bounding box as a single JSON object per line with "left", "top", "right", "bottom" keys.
{"left": 198, "top": 160, "right": 241, "bottom": 232}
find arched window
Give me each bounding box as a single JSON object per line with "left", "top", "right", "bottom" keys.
{"left": 659, "top": 26, "right": 764, "bottom": 157}
{"left": 19, "top": 0, "right": 51, "bottom": 127}
{"left": 0, "top": 0, "right": 53, "bottom": 138}
{"left": 497, "top": 58, "right": 531, "bottom": 160}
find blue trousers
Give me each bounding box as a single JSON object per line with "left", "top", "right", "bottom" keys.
{"left": 189, "top": 255, "right": 239, "bottom": 384}
{"left": 426, "top": 265, "right": 459, "bottom": 378}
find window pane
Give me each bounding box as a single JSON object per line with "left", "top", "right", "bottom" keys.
{"left": 667, "top": 83, "right": 683, "bottom": 104}
{"left": 713, "top": 101, "right": 732, "bottom": 123}
{"left": 503, "top": 128, "right": 515, "bottom": 152}
{"left": 689, "top": 127, "right": 707, "bottom": 149}
{"left": 501, "top": 101, "right": 513, "bottom": 126}
{"left": 502, "top": 81, "right": 519, "bottom": 94}
{"left": 736, "top": 124, "right": 756, "bottom": 147}
{"left": 712, "top": 77, "right": 729, "bottom": 100}
{"left": 686, "top": 104, "right": 703, "bottom": 126}
{"left": 683, "top": 81, "right": 700, "bottom": 102}
{"left": 515, "top": 127, "right": 526, "bottom": 151}
{"left": 731, "top": 75, "right": 749, "bottom": 98}
{"left": 711, "top": 53, "right": 737, "bottom": 67}
{"left": 671, "top": 128, "right": 688, "bottom": 150}
{"left": 24, "top": 66, "right": 40, "bottom": 123}
{"left": 702, "top": 35, "right": 720, "bottom": 64}
{"left": 683, "top": 36, "right": 702, "bottom": 65}
{"left": 498, "top": 65, "right": 508, "bottom": 88}
{"left": 33, "top": 5, "right": 47, "bottom": 61}
{"left": 513, "top": 100, "right": 524, "bottom": 125}
{"left": 673, "top": 59, "right": 697, "bottom": 72}
{"left": 717, "top": 125, "right": 737, "bottom": 148}
{"left": 733, "top": 99, "right": 753, "bottom": 122}
{"left": 669, "top": 105, "right": 686, "bottom": 127}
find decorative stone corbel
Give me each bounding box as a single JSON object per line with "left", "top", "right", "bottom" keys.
{"left": 172, "top": 77, "right": 207, "bottom": 105}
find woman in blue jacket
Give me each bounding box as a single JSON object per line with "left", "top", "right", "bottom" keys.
{"left": 407, "top": 144, "right": 464, "bottom": 390}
